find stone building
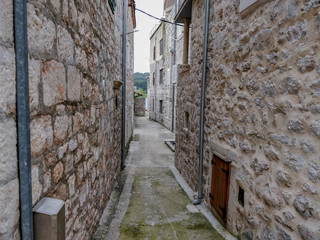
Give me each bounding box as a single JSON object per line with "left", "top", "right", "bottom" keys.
{"left": 0, "top": 0, "right": 135, "bottom": 239}
{"left": 134, "top": 97, "right": 146, "bottom": 116}
{"left": 148, "top": 0, "right": 183, "bottom": 131}
{"left": 175, "top": 0, "right": 320, "bottom": 239}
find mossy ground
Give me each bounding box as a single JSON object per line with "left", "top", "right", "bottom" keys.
{"left": 119, "top": 167, "right": 225, "bottom": 240}
{"left": 92, "top": 168, "right": 129, "bottom": 240}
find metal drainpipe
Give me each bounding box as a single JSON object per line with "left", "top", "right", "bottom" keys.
{"left": 193, "top": 0, "right": 210, "bottom": 205}
{"left": 171, "top": 0, "right": 177, "bottom": 132}
{"left": 154, "top": 63, "right": 157, "bottom": 120}
{"left": 121, "top": 0, "right": 127, "bottom": 169}
{"left": 14, "top": 0, "right": 34, "bottom": 238}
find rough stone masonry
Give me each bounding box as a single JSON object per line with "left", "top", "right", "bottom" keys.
{"left": 148, "top": 2, "right": 184, "bottom": 131}
{"left": 0, "top": 0, "right": 20, "bottom": 239}
{"left": 0, "top": 0, "right": 135, "bottom": 239}
{"left": 175, "top": 0, "right": 320, "bottom": 239}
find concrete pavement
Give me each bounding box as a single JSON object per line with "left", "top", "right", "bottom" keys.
{"left": 93, "top": 116, "right": 228, "bottom": 240}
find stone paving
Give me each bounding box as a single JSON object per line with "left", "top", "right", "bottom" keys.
{"left": 93, "top": 116, "right": 227, "bottom": 240}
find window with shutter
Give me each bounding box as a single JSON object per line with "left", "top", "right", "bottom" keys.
{"left": 152, "top": 73, "right": 155, "bottom": 86}
{"left": 159, "top": 69, "right": 163, "bottom": 84}
{"left": 159, "top": 39, "right": 163, "bottom": 56}
{"left": 108, "top": 0, "right": 116, "bottom": 13}
{"left": 159, "top": 100, "right": 163, "bottom": 114}
{"left": 152, "top": 99, "right": 155, "bottom": 112}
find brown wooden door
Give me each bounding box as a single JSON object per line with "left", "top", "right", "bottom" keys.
{"left": 210, "top": 154, "right": 230, "bottom": 223}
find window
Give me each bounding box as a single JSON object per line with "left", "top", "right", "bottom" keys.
{"left": 159, "top": 38, "right": 163, "bottom": 56}
{"left": 152, "top": 99, "right": 155, "bottom": 112}
{"left": 108, "top": 0, "right": 116, "bottom": 13}
{"left": 159, "top": 69, "right": 163, "bottom": 84}
{"left": 238, "top": 187, "right": 244, "bottom": 207}
{"left": 184, "top": 111, "right": 189, "bottom": 129}
{"left": 159, "top": 100, "right": 163, "bottom": 114}
{"left": 153, "top": 46, "right": 156, "bottom": 60}
{"left": 115, "top": 94, "right": 118, "bottom": 108}
{"left": 152, "top": 73, "right": 155, "bottom": 86}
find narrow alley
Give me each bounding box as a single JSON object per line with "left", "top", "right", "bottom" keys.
{"left": 2, "top": 0, "right": 320, "bottom": 239}
{"left": 93, "top": 116, "right": 231, "bottom": 240}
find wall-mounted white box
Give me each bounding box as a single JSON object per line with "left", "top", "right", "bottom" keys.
{"left": 33, "top": 197, "right": 65, "bottom": 240}
{"left": 172, "top": 64, "right": 178, "bottom": 83}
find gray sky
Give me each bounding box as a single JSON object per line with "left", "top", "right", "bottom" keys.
{"left": 134, "top": 0, "right": 164, "bottom": 73}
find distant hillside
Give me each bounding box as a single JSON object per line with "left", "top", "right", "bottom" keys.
{"left": 134, "top": 72, "right": 149, "bottom": 92}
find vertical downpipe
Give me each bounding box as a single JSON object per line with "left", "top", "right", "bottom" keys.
{"left": 14, "top": 0, "right": 34, "bottom": 238}
{"left": 171, "top": 0, "right": 177, "bottom": 132}
{"left": 154, "top": 63, "right": 157, "bottom": 120}
{"left": 121, "top": 0, "right": 127, "bottom": 169}
{"left": 193, "top": 0, "right": 210, "bottom": 205}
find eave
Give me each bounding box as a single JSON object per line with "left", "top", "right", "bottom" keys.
{"left": 174, "top": 0, "right": 192, "bottom": 23}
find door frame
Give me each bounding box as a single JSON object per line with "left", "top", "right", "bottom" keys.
{"left": 209, "top": 154, "right": 231, "bottom": 224}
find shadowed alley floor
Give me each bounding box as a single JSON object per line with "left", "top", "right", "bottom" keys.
{"left": 92, "top": 116, "right": 227, "bottom": 240}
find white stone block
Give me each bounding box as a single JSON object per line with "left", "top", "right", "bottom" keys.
{"left": 0, "top": 45, "right": 15, "bottom": 114}
{"left": 29, "top": 58, "right": 41, "bottom": 111}
{"left": 0, "top": 0, "right": 13, "bottom": 43}
{"left": 27, "top": 4, "right": 56, "bottom": 54}
{"left": 32, "top": 165, "right": 43, "bottom": 205}
{"left": 30, "top": 115, "right": 53, "bottom": 157}
{"left": 54, "top": 115, "right": 69, "bottom": 144}
{"left": 42, "top": 60, "right": 66, "bottom": 107}
{"left": 67, "top": 66, "right": 81, "bottom": 102}
{"left": 0, "top": 179, "right": 20, "bottom": 236}
{"left": 57, "top": 26, "right": 74, "bottom": 63}
{"left": 68, "top": 174, "right": 76, "bottom": 197}
{"left": 0, "top": 118, "right": 17, "bottom": 182}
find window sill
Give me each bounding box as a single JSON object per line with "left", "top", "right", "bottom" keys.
{"left": 113, "top": 80, "right": 123, "bottom": 90}
{"left": 182, "top": 128, "right": 189, "bottom": 134}
{"left": 178, "top": 64, "right": 190, "bottom": 74}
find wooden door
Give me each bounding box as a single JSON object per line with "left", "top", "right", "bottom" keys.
{"left": 209, "top": 154, "right": 230, "bottom": 223}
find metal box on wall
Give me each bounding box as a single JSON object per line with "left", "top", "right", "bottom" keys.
{"left": 33, "top": 198, "right": 65, "bottom": 240}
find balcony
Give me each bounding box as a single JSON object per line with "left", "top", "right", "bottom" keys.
{"left": 174, "top": 0, "right": 192, "bottom": 23}
{"left": 174, "top": 0, "right": 192, "bottom": 64}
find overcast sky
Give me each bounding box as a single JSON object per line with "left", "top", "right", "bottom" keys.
{"left": 134, "top": 0, "right": 164, "bottom": 73}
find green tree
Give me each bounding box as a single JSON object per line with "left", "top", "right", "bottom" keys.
{"left": 134, "top": 72, "right": 149, "bottom": 92}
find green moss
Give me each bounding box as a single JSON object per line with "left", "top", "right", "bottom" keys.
{"left": 92, "top": 168, "right": 129, "bottom": 240}
{"left": 119, "top": 167, "right": 225, "bottom": 240}
{"left": 186, "top": 222, "right": 212, "bottom": 230}
{"left": 120, "top": 224, "right": 144, "bottom": 239}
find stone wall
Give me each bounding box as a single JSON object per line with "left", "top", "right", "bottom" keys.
{"left": 0, "top": 0, "right": 20, "bottom": 239}
{"left": 134, "top": 98, "right": 146, "bottom": 116}
{"left": 149, "top": 54, "right": 167, "bottom": 125}
{"left": 175, "top": 0, "right": 320, "bottom": 239}
{"left": 175, "top": 64, "right": 201, "bottom": 192}
{"left": 125, "top": 1, "right": 135, "bottom": 147}
{"left": 27, "top": 0, "right": 134, "bottom": 239}
{"left": 148, "top": 7, "right": 184, "bottom": 130}
{"left": 148, "top": 23, "right": 166, "bottom": 125}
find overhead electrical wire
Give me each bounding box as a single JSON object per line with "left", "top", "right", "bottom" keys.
{"left": 121, "top": 30, "right": 139, "bottom": 36}
{"left": 131, "top": 5, "right": 184, "bottom": 27}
